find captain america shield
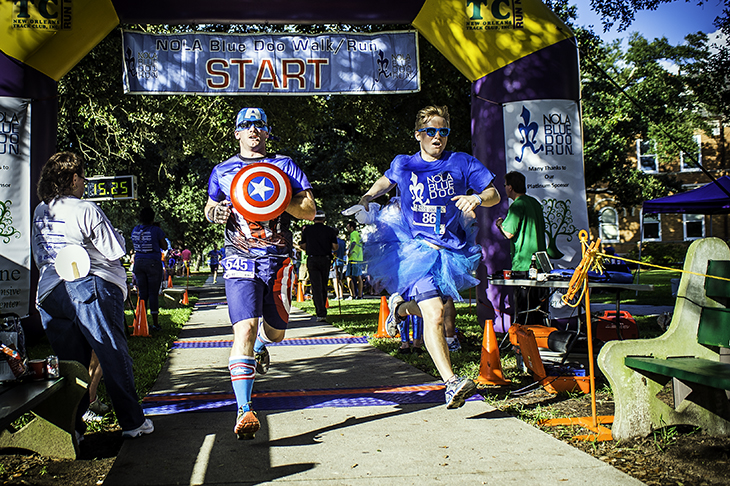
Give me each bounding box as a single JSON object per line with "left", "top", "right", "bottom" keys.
{"left": 230, "top": 163, "right": 293, "bottom": 221}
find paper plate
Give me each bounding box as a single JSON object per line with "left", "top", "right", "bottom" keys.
{"left": 230, "top": 163, "right": 292, "bottom": 222}
{"left": 55, "top": 245, "right": 91, "bottom": 281}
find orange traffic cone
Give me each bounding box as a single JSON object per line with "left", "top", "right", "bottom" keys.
{"left": 130, "top": 297, "right": 140, "bottom": 329}
{"left": 132, "top": 299, "right": 150, "bottom": 337}
{"left": 182, "top": 289, "right": 189, "bottom": 305}
{"left": 297, "top": 282, "right": 304, "bottom": 303}
{"left": 167, "top": 274, "right": 173, "bottom": 288}
{"left": 374, "top": 296, "right": 394, "bottom": 338}
{"left": 325, "top": 298, "right": 330, "bottom": 308}
{"left": 475, "top": 320, "right": 510, "bottom": 385}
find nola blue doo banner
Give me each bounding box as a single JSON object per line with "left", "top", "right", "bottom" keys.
{"left": 122, "top": 31, "right": 420, "bottom": 95}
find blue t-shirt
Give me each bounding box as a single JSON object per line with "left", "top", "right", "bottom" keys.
{"left": 131, "top": 224, "right": 166, "bottom": 260}
{"left": 384, "top": 151, "right": 495, "bottom": 250}
{"left": 208, "top": 153, "right": 311, "bottom": 258}
{"left": 335, "top": 237, "right": 346, "bottom": 267}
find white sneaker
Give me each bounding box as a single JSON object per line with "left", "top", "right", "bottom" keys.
{"left": 385, "top": 293, "right": 405, "bottom": 337}
{"left": 83, "top": 410, "right": 103, "bottom": 422}
{"left": 121, "top": 418, "right": 154, "bottom": 439}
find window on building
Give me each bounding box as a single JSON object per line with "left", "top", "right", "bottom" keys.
{"left": 637, "top": 139, "right": 658, "bottom": 173}
{"left": 642, "top": 213, "right": 661, "bottom": 241}
{"left": 599, "top": 207, "right": 620, "bottom": 242}
{"left": 683, "top": 213, "right": 705, "bottom": 240}
{"left": 680, "top": 135, "right": 702, "bottom": 172}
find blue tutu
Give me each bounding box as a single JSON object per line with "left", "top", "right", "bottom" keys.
{"left": 362, "top": 199, "right": 481, "bottom": 302}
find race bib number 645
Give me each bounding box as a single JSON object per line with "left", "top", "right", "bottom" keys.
{"left": 222, "top": 256, "right": 256, "bottom": 279}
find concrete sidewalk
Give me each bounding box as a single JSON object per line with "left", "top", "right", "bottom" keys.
{"left": 103, "top": 285, "right": 644, "bottom": 486}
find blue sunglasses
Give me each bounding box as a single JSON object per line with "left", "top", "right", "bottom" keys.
{"left": 418, "top": 127, "right": 450, "bottom": 137}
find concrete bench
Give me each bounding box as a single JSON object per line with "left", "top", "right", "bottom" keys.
{"left": 0, "top": 360, "right": 90, "bottom": 459}
{"left": 162, "top": 288, "right": 187, "bottom": 308}
{"left": 598, "top": 237, "right": 730, "bottom": 440}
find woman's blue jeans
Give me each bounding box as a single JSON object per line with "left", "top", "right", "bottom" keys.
{"left": 38, "top": 275, "right": 145, "bottom": 432}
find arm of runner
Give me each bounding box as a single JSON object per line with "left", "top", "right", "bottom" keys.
{"left": 286, "top": 189, "right": 317, "bottom": 221}
{"left": 452, "top": 183, "right": 501, "bottom": 212}
{"left": 358, "top": 176, "right": 395, "bottom": 211}
{"left": 205, "top": 197, "right": 231, "bottom": 224}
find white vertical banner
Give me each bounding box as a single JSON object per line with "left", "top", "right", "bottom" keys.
{"left": 503, "top": 99, "right": 588, "bottom": 270}
{"left": 0, "top": 97, "right": 31, "bottom": 318}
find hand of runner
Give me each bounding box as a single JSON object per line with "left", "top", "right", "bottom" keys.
{"left": 210, "top": 201, "right": 232, "bottom": 224}
{"left": 452, "top": 194, "right": 481, "bottom": 212}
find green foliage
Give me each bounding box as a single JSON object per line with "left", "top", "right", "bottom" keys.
{"left": 630, "top": 242, "right": 688, "bottom": 268}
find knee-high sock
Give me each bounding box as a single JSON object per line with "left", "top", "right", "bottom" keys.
{"left": 412, "top": 315, "right": 424, "bottom": 341}
{"left": 229, "top": 355, "right": 256, "bottom": 411}
{"left": 254, "top": 322, "right": 273, "bottom": 354}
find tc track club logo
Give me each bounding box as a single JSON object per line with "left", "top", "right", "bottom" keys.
{"left": 12, "top": 0, "right": 72, "bottom": 30}
{"left": 466, "top": 0, "right": 524, "bottom": 31}
{"left": 230, "top": 163, "right": 292, "bottom": 222}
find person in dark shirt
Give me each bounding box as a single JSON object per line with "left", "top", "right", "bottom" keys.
{"left": 301, "top": 211, "right": 339, "bottom": 322}
{"left": 131, "top": 207, "right": 167, "bottom": 331}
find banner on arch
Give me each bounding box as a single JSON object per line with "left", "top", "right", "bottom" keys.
{"left": 122, "top": 31, "right": 420, "bottom": 95}
{"left": 503, "top": 99, "right": 588, "bottom": 270}
{"left": 0, "top": 97, "right": 32, "bottom": 318}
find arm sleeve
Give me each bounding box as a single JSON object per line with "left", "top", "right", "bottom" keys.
{"left": 466, "top": 156, "right": 496, "bottom": 193}
{"left": 87, "top": 206, "right": 126, "bottom": 261}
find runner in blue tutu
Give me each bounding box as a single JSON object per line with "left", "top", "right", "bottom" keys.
{"left": 355, "top": 105, "right": 500, "bottom": 409}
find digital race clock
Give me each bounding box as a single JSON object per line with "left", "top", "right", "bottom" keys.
{"left": 83, "top": 175, "right": 137, "bottom": 201}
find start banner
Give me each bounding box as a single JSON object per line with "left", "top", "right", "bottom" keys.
{"left": 122, "top": 31, "right": 420, "bottom": 95}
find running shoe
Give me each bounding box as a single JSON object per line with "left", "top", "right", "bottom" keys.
{"left": 234, "top": 407, "right": 260, "bottom": 440}
{"left": 121, "top": 418, "right": 155, "bottom": 438}
{"left": 385, "top": 293, "right": 405, "bottom": 337}
{"left": 83, "top": 410, "right": 103, "bottom": 423}
{"left": 444, "top": 376, "right": 477, "bottom": 409}
{"left": 447, "top": 337, "right": 462, "bottom": 352}
{"left": 89, "top": 398, "right": 111, "bottom": 415}
{"left": 255, "top": 346, "right": 270, "bottom": 375}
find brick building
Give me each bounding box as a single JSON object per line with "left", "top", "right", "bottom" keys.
{"left": 587, "top": 120, "right": 729, "bottom": 257}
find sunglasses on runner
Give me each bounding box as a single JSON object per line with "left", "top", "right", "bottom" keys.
{"left": 417, "top": 127, "right": 450, "bottom": 137}
{"left": 236, "top": 120, "right": 269, "bottom": 131}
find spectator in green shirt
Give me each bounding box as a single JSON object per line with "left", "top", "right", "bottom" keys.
{"left": 496, "top": 171, "right": 548, "bottom": 325}
{"left": 345, "top": 221, "right": 364, "bottom": 299}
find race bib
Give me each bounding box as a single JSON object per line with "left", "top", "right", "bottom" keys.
{"left": 222, "top": 256, "right": 256, "bottom": 279}
{"left": 412, "top": 204, "right": 446, "bottom": 235}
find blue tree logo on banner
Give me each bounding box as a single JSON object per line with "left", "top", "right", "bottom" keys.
{"left": 515, "top": 105, "right": 543, "bottom": 162}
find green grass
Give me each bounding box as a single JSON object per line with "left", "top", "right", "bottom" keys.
{"left": 589, "top": 269, "right": 678, "bottom": 306}
{"left": 20, "top": 268, "right": 678, "bottom": 430}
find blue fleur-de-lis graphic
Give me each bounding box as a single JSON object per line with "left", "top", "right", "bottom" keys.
{"left": 409, "top": 172, "right": 428, "bottom": 206}
{"left": 125, "top": 47, "right": 136, "bottom": 78}
{"left": 376, "top": 50, "right": 390, "bottom": 82}
{"left": 515, "top": 106, "right": 544, "bottom": 162}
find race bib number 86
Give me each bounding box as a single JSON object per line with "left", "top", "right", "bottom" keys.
{"left": 412, "top": 204, "right": 446, "bottom": 235}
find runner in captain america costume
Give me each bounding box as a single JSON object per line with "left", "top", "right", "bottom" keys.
{"left": 357, "top": 105, "right": 500, "bottom": 409}
{"left": 205, "top": 107, "right": 316, "bottom": 440}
